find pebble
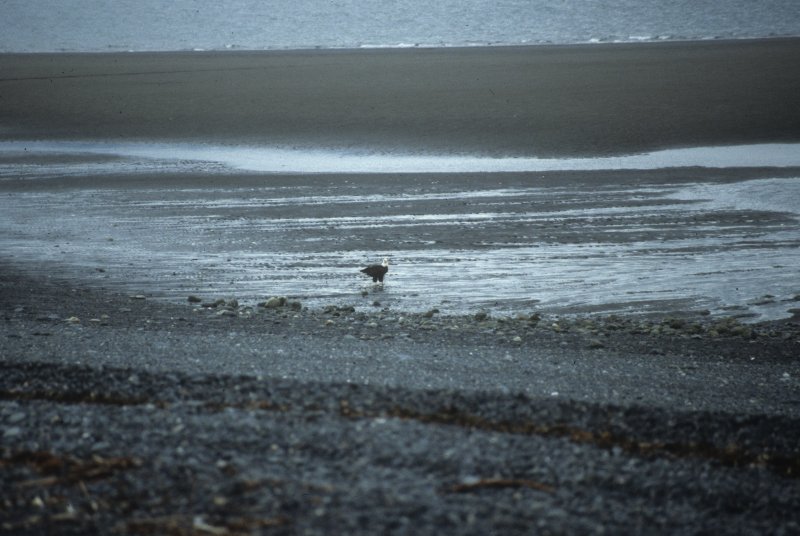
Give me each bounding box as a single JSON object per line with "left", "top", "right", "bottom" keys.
{"left": 8, "top": 412, "right": 26, "bottom": 424}
{"left": 263, "top": 296, "right": 286, "bottom": 308}
{"left": 3, "top": 426, "right": 21, "bottom": 437}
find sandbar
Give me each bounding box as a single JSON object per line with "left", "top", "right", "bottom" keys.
{"left": 1, "top": 38, "right": 799, "bottom": 156}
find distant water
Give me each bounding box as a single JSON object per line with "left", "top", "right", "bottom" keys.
{"left": 2, "top": 0, "right": 799, "bottom": 52}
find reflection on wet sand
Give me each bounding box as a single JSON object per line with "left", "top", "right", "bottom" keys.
{"left": 1, "top": 148, "right": 798, "bottom": 321}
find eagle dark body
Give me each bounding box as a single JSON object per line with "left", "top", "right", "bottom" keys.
{"left": 360, "top": 258, "right": 389, "bottom": 283}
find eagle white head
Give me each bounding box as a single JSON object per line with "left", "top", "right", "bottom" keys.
{"left": 382, "top": 257, "right": 389, "bottom": 267}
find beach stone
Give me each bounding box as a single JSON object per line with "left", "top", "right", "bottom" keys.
{"left": 3, "top": 427, "right": 21, "bottom": 438}
{"left": 423, "top": 308, "right": 439, "bottom": 318}
{"left": 65, "top": 316, "right": 80, "bottom": 324}
{"left": 264, "top": 297, "right": 286, "bottom": 308}
{"left": 474, "top": 312, "right": 489, "bottom": 321}
{"left": 8, "top": 412, "right": 26, "bottom": 424}
{"left": 683, "top": 323, "right": 702, "bottom": 334}
{"left": 731, "top": 325, "right": 753, "bottom": 338}
{"left": 187, "top": 295, "right": 202, "bottom": 303}
{"left": 666, "top": 318, "right": 686, "bottom": 330}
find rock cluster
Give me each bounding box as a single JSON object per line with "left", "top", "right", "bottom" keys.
{"left": 177, "top": 293, "right": 800, "bottom": 348}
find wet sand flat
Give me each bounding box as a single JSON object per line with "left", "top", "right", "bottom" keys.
{"left": 1, "top": 38, "right": 800, "bottom": 156}
{"left": 2, "top": 165, "right": 800, "bottom": 320}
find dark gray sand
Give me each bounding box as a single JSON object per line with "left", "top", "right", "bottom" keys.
{"left": 2, "top": 40, "right": 800, "bottom": 533}
{"left": 2, "top": 39, "right": 800, "bottom": 156}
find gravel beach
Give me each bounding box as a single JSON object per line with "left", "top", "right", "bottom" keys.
{"left": 2, "top": 268, "right": 800, "bottom": 534}
{"left": 2, "top": 39, "right": 800, "bottom": 533}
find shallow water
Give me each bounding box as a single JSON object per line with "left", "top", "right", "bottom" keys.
{"left": 1, "top": 143, "right": 799, "bottom": 321}
{"left": 2, "top": 0, "right": 799, "bottom": 52}
{"left": 4, "top": 141, "right": 800, "bottom": 174}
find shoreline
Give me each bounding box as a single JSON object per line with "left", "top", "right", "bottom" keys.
{"left": 3, "top": 265, "right": 799, "bottom": 414}
{"left": 3, "top": 35, "right": 799, "bottom": 56}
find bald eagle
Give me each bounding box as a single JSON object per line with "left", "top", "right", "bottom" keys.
{"left": 360, "top": 257, "right": 389, "bottom": 283}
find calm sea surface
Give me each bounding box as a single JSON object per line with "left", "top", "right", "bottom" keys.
{"left": 2, "top": 0, "right": 799, "bottom": 52}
